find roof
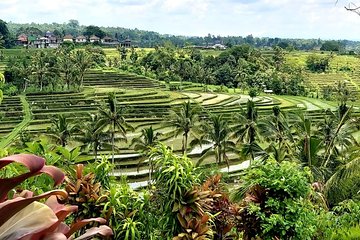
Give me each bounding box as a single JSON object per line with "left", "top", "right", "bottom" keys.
{"left": 17, "top": 34, "right": 28, "bottom": 41}
{"left": 76, "top": 35, "right": 86, "bottom": 39}
{"left": 102, "top": 36, "right": 112, "bottom": 40}
{"left": 90, "top": 35, "right": 100, "bottom": 40}
{"left": 45, "top": 31, "right": 54, "bottom": 37}
{"left": 63, "top": 34, "right": 73, "bottom": 39}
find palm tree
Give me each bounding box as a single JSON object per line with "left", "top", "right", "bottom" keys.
{"left": 74, "top": 114, "right": 110, "bottom": 161}
{"left": 46, "top": 114, "right": 76, "bottom": 147}
{"left": 73, "top": 50, "right": 92, "bottom": 88}
{"left": 31, "top": 51, "right": 51, "bottom": 91}
{"left": 259, "top": 106, "right": 294, "bottom": 161}
{"left": 98, "top": 93, "right": 133, "bottom": 166}
{"left": 165, "top": 101, "right": 201, "bottom": 154}
{"left": 290, "top": 107, "right": 360, "bottom": 205}
{"left": 292, "top": 112, "right": 323, "bottom": 173}
{"left": 0, "top": 72, "right": 3, "bottom": 103}
{"left": 131, "top": 126, "right": 162, "bottom": 182}
{"left": 232, "top": 100, "right": 263, "bottom": 162}
{"left": 191, "top": 114, "right": 236, "bottom": 167}
{"left": 323, "top": 104, "right": 355, "bottom": 167}
{"left": 131, "top": 126, "right": 162, "bottom": 154}
{"left": 58, "top": 53, "right": 76, "bottom": 89}
{"left": 12, "top": 56, "right": 31, "bottom": 92}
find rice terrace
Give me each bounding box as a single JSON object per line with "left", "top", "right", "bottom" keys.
{"left": 3, "top": 1, "right": 360, "bottom": 239}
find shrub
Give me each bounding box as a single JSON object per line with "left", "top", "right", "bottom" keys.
{"left": 150, "top": 144, "right": 200, "bottom": 238}
{"left": 232, "top": 159, "right": 317, "bottom": 239}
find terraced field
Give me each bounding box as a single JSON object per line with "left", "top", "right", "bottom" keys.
{"left": 285, "top": 51, "right": 360, "bottom": 100}
{"left": 1, "top": 69, "right": 352, "bottom": 186}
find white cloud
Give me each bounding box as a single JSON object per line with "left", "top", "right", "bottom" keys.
{"left": 0, "top": 0, "right": 360, "bottom": 39}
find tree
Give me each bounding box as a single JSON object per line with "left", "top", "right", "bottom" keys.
{"left": 165, "top": 101, "right": 201, "bottom": 154}
{"left": 248, "top": 88, "right": 258, "bottom": 99}
{"left": 31, "top": 51, "right": 57, "bottom": 91}
{"left": 75, "top": 114, "right": 110, "bottom": 161}
{"left": 259, "top": 106, "right": 294, "bottom": 162}
{"left": 306, "top": 54, "right": 331, "bottom": 73}
{"left": 131, "top": 126, "right": 161, "bottom": 154}
{"left": 232, "top": 100, "right": 265, "bottom": 162}
{"left": 46, "top": 114, "right": 77, "bottom": 147}
{"left": 272, "top": 46, "right": 285, "bottom": 70}
{"left": 58, "top": 51, "right": 76, "bottom": 89}
{"left": 98, "top": 93, "right": 133, "bottom": 167}
{"left": 320, "top": 40, "right": 342, "bottom": 52}
{"left": 191, "top": 114, "right": 236, "bottom": 166}
{"left": 83, "top": 25, "right": 106, "bottom": 39}
{"left": 117, "top": 46, "right": 128, "bottom": 61}
{"left": 130, "top": 47, "right": 138, "bottom": 63}
{"left": 0, "top": 19, "right": 12, "bottom": 48}
{"left": 341, "top": 1, "right": 360, "bottom": 15}
{"left": 0, "top": 72, "right": 4, "bottom": 103}
{"left": 131, "top": 126, "right": 162, "bottom": 181}
{"left": 10, "top": 54, "right": 32, "bottom": 92}
{"left": 73, "top": 50, "right": 93, "bottom": 88}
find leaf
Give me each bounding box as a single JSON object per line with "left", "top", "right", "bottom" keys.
{"left": 0, "top": 201, "right": 58, "bottom": 240}
{"left": 74, "top": 225, "right": 113, "bottom": 240}
{"left": 41, "top": 232, "right": 68, "bottom": 240}
{"left": 0, "top": 190, "right": 68, "bottom": 227}
{"left": 0, "top": 154, "right": 44, "bottom": 171}
{"left": 45, "top": 195, "right": 78, "bottom": 221}
{"left": 0, "top": 155, "right": 65, "bottom": 202}
{"left": 66, "top": 217, "right": 107, "bottom": 238}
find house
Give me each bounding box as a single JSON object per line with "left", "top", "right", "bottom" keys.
{"left": 45, "top": 31, "right": 54, "bottom": 38}
{"left": 101, "top": 36, "right": 112, "bottom": 43}
{"left": 17, "top": 34, "right": 28, "bottom": 45}
{"left": 212, "top": 44, "right": 226, "bottom": 50}
{"left": 34, "top": 37, "right": 50, "bottom": 48}
{"left": 75, "top": 35, "right": 87, "bottom": 43}
{"left": 89, "top": 35, "right": 100, "bottom": 43}
{"left": 63, "top": 34, "right": 74, "bottom": 42}
{"left": 48, "top": 36, "right": 61, "bottom": 48}
{"left": 120, "top": 38, "right": 131, "bottom": 48}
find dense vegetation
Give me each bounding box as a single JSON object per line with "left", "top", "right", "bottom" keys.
{"left": 1, "top": 19, "right": 359, "bottom": 50}
{"left": 3, "top": 19, "right": 360, "bottom": 239}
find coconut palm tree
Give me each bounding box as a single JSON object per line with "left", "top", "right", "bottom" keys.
{"left": 58, "top": 52, "right": 76, "bottom": 90}
{"left": 259, "top": 106, "right": 294, "bottom": 161}
{"left": 165, "top": 101, "right": 201, "bottom": 154}
{"left": 74, "top": 113, "right": 110, "bottom": 161}
{"left": 232, "top": 100, "right": 264, "bottom": 162}
{"left": 323, "top": 104, "right": 355, "bottom": 167}
{"left": 131, "top": 126, "right": 162, "bottom": 154}
{"left": 98, "top": 93, "right": 133, "bottom": 166}
{"left": 31, "top": 51, "right": 52, "bottom": 91}
{"left": 131, "top": 126, "right": 162, "bottom": 182}
{"left": 0, "top": 72, "right": 3, "bottom": 103}
{"left": 11, "top": 55, "right": 32, "bottom": 92}
{"left": 73, "top": 50, "right": 92, "bottom": 88}
{"left": 292, "top": 112, "right": 323, "bottom": 174}
{"left": 46, "top": 114, "right": 77, "bottom": 147}
{"left": 191, "top": 114, "right": 236, "bottom": 167}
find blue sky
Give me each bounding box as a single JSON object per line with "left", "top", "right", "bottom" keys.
{"left": 1, "top": 0, "right": 360, "bottom": 40}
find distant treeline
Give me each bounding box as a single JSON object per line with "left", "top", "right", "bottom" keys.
{"left": 4, "top": 20, "right": 360, "bottom": 50}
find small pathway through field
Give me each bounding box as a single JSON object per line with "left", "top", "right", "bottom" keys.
{"left": 0, "top": 95, "right": 32, "bottom": 148}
